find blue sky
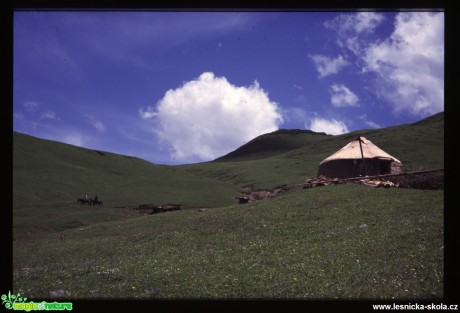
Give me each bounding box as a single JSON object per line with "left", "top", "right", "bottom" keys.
{"left": 13, "top": 10, "right": 444, "bottom": 165}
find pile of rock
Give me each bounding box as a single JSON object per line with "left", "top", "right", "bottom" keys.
{"left": 358, "top": 179, "right": 399, "bottom": 188}
{"left": 303, "top": 176, "right": 340, "bottom": 188}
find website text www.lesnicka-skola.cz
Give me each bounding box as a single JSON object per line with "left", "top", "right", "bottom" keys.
{"left": 372, "top": 303, "right": 458, "bottom": 311}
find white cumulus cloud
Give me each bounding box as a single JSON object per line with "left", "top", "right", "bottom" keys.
{"left": 138, "top": 106, "right": 158, "bottom": 119}
{"left": 330, "top": 84, "right": 359, "bottom": 107}
{"left": 306, "top": 117, "right": 349, "bottom": 135}
{"left": 309, "top": 54, "right": 349, "bottom": 78}
{"left": 362, "top": 12, "right": 444, "bottom": 117}
{"left": 324, "top": 12, "right": 385, "bottom": 59}
{"left": 140, "top": 72, "right": 283, "bottom": 162}
{"left": 325, "top": 12, "right": 385, "bottom": 35}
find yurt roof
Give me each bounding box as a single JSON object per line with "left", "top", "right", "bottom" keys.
{"left": 319, "top": 136, "right": 402, "bottom": 165}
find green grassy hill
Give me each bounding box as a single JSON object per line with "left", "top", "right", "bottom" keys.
{"left": 12, "top": 112, "right": 444, "bottom": 300}
{"left": 214, "top": 129, "right": 330, "bottom": 162}
{"left": 181, "top": 112, "right": 444, "bottom": 189}
{"left": 13, "top": 112, "right": 444, "bottom": 239}
{"left": 13, "top": 132, "right": 239, "bottom": 239}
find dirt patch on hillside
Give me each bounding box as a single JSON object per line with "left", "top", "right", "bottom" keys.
{"left": 238, "top": 185, "right": 288, "bottom": 203}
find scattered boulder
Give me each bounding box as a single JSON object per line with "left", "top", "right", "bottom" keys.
{"left": 359, "top": 179, "right": 398, "bottom": 188}
{"left": 304, "top": 176, "right": 340, "bottom": 188}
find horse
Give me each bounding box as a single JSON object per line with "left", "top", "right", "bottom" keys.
{"left": 92, "top": 199, "right": 103, "bottom": 207}
{"left": 77, "top": 198, "right": 91, "bottom": 205}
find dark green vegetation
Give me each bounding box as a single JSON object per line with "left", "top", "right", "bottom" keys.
{"left": 12, "top": 112, "right": 444, "bottom": 299}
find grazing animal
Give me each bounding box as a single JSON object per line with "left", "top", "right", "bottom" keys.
{"left": 92, "top": 199, "right": 103, "bottom": 207}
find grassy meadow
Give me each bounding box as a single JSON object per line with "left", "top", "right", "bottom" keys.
{"left": 13, "top": 185, "right": 443, "bottom": 299}
{"left": 11, "top": 112, "right": 444, "bottom": 300}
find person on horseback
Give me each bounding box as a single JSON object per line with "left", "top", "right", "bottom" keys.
{"left": 94, "top": 194, "right": 98, "bottom": 202}
{"left": 84, "top": 193, "right": 88, "bottom": 201}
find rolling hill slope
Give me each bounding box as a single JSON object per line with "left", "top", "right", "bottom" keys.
{"left": 12, "top": 132, "right": 239, "bottom": 239}
{"left": 214, "top": 129, "right": 330, "bottom": 162}
{"left": 13, "top": 132, "right": 239, "bottom": 208}
{"left": 12, "top": 112, "right": 443, "bottom": 238}
{"left": 181, "top": 112, "right": 444, "bottom": 189}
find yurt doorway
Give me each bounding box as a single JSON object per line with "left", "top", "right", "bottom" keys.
{"left": 378, "top": 159, "right": 392, "bottom": 175}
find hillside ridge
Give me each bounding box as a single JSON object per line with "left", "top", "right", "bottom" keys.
{"left": 214, "top": 112, "right": 443, "bottom": 163}
{"left": 12, "top": 111, "right": 444, "bottom": 238}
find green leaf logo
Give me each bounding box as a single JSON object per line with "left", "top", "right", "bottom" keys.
{"left": 1, "top": 291, "right": 26, "bottom": 310}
